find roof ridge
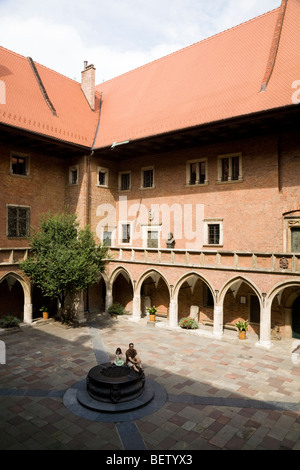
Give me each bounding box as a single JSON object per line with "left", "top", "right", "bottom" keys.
{"left": 96, "top": 5, "right": 281, "bottom": 88}
{"left": 260, "top": 0, "right": 288, "bottom": 92}
{"left": 0, "top": 45, "right": 80, "bottom": 85}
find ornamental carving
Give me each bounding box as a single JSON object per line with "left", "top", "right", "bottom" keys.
{"left": 288, "top": 219, "right": 300, "bottom": 226}
{"left": 279, "top": 257, "right": 289, "bottom": 269}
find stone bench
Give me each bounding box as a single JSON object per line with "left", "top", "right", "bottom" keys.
{"left": 202, "top": 320, "right": 238, "bottom": 331}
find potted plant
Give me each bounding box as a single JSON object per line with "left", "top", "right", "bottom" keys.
{"left": 40, "top": 305, "right": 49, "bottom": 320}
{"left": 235, "top": 320, "right": 248, "bottom": 340}
{"left": 146, "top": 306, "right": 157, "bottom": 322}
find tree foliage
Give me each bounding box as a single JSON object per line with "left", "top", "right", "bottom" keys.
{"left": 20, "top": 212, "right": 108, "bottom": 313}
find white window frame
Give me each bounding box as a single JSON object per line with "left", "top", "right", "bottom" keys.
{"left": 217, "top": 153, "right": 243, "bottom": 183}
{"left": 118, "top": 171, "right": 131, "bottom": 191}
{"left": 97, "top": 167, "right": 109, "bottom": 187}
{"left": 203, "top": 219, "right": 223, "bottom": 246}
{"left": 118, "top": 221, "right": 132, "bottom": 245}
{"left": 185, "top": 158, "right": 208, "bottom": 186}
{"left": 69, "top": 165, "right": 79, "bottom": 185}
{"left": 10, "top": 151, "right": 30, "bottom": 177}
{"left": 141, "top": 166, "right": 155, "bottom": 189}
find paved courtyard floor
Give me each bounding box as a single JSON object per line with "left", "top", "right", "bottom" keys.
{"left": 0, "top": 313, "right": 300, "bottom": 452}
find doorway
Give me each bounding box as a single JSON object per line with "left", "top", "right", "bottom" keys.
{"left": 292, "top": 296, "right": 300, "bottom": 339}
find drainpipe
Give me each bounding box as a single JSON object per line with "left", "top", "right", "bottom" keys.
{"left": 86, "top": 92, "right": 103, "bottom": 227}
{"left": 85, "top": 92, "right": 103, "bottom": 313}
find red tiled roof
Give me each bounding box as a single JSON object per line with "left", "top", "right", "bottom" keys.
{"left": 0, "top": 48, "right": 99, "bottom": 147}
{"left": 94, "top": 0, "right": 300, "bottom": 149}
{"left": 1, "top": 0, "right": 299, "bottom": 150}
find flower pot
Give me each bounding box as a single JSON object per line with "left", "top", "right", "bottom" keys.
{"left": 42, "top": 312, "right": 49, "bottom": 320}
{"left": 149, "top": 314, "right": 156, "bottom": 322}
{"left": 238, "top": 330, "right": 246, "bottom": 340}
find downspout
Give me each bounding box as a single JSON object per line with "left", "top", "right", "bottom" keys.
{"left": 86, "top": 92, "right": 103, "bottom": 227}
{"left": 85, "top": 92, "right": 103, "bottom": 313}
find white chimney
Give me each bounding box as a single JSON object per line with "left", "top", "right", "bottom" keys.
{"left": 81, "top": 62, "right": 96, "bottom": 110}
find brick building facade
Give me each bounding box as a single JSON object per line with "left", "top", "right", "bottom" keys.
{"left": 1, "top": 0, "right": 300, "bottom": 348}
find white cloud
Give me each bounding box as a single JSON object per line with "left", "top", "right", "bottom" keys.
{"left": 0, "top": 0, "right": 281, "bottom": 82}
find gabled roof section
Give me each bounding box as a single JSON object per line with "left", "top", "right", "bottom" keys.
{"left": 0, "top": 47, "right": 99, "bottom": 147}
{"left": 0, "top": 1, "right": 299, "bottom": 151}
{"left": 93, "top": 0, "right": 300, "bottom": 149}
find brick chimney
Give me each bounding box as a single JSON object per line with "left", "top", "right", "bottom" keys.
{"left": 81, "top": 61, "right": 96, "bottom": 110}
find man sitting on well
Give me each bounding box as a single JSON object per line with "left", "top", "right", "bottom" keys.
{"left": 126, "top": 343, "right": 143, "bottom": 373}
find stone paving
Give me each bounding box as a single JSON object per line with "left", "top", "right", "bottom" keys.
{"left": 0, "top": 313, "right": 300, "bottom": 451}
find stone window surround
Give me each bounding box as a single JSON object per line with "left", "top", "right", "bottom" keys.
{"left": 185, "top": 158, "right": 208, "bottom": 186}
{"left": 203, "top": 218, "right": 223, "bottom": 247}
{"left": 97, "top": 166, "right": 109, "bottom": 187}
{"left": 284, "top": 216, "right": 300, "bottom": 253}
{"left": 69, "top": 164, "right": 79, "bottom": 185}
{"left": 216, "top": 152, "right": 243, "bottom": 183}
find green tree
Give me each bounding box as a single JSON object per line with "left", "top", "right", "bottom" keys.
{"left": 20, "top": 212, "right": 108, "bottom": 321}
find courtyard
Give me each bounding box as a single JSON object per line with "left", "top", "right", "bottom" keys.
{"left": 0, "top": 313, "right": 300, "bottom": 451}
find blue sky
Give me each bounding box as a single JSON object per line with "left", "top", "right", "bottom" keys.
{"left": 0, "top": 0, "right": 281, "bottom": 83}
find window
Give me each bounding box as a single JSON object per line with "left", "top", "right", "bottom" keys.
{"left": 11, "top": 153, "right": 29, "bottom": 176}
{"left": 141, "top": 167, "right": 154, "bottom": 189}
{"left": 284, "top": 216, "right": 300, "bottom": 252}
{"left": 7, "top": 205, "right": 30, "bottom": 238}
{"left": 208, "top": 224, "right": 220, "bottom": 245}
{"left": 98, "top": 167, "right": 108, "bottom": 187}
{"left": 217, "top": 153, "right": 242, "bottom": 182}
{"left": 119, "top": 171, "right": 131, "bottom": 191}
{"left": 204, "top": 219, "right": 223, "bottom": 246}
{"left": 69, "top": 165, "right": 78, "bottom": 185}
{"left": 120, "top": 223, "right": 131, "bottom": 244}
{"left": 186, "top": 159, "right": 207, "bottom": 185}
{"left": 142, "top": 225, "right": 161, "bottom": 248}
{"left": 103, "top": 231, "right": 112, "bottom": 247}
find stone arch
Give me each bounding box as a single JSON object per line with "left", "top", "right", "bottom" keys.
{"left": 109, "top": 266, "right": 134, "bottom": 288}
{"left": 109, "top": 266, "right": 134, "bottom": 313}
{"left": 136, "top": 269, "right": 171, "bottom": 317}
{"left": 267, "top": 280, "right": 300, "bottom": 307}
{"left": 173, "top": 271, "right": 215, "bottom": 301}
{"left": 0, "top": 271, "right": 31, "bottom": 322}
{"left": 174, "top": 272, "right": 215, "bottom": 322}
{"left": 267, "top": 280, "right": 300, "bottom": 339}
{"left": 219, "top": 275, "right": 262, "bottom": 305}
{"left": 136, "top": 268, "right": 171, "bottom": 297}
{"left": 219, "top": 276, "right": 262, "bottom": 334}
{"left": 86, "top": 271, "right": 109, "bottom": 314}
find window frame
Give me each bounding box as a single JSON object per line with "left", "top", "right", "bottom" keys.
{"left": 141, "top": 166, "right": 155, "bottom": 189}
{"left": 101, "top": 227, "right": 116, "bottom": 247}
{"left": 203, "top": 219, "right": 223, "bottom": 247}
{"left": 7, "top": 204, "right": 31, "bottom": 238}
{"left": 284, "top": 217, "right": 300, "bottom": 253}
{"left": 186, "top": 158, "right": 208, "bottom": 186}
{"left": 69, "top": 165, "right": 79, "bottom": 185}
{"left": 118, "top": 171, "right": 131, "bottom": 191}
{"left": 10, "top": 152, "right": 30, "bottom": 177}
{"left": 142, "top": 225, "right": 161, "bottom": 249}
{"left": 97, "top": 166, "right": 109, "bottom": 188}
{"left": 217, "top": 153, "right": 243, "bottom": 183}
{"left": 119, "top": 221, "right": 132, "bottom": 245}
